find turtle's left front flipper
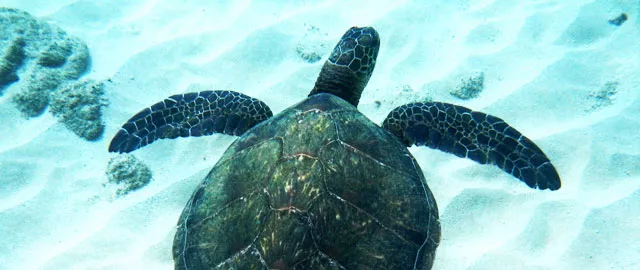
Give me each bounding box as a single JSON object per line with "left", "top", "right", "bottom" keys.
{"left": 109, "top": 90, "right": 272, "bottom": 153}
{"left": 382, "top": 102, "right": 560, "bottom": 191}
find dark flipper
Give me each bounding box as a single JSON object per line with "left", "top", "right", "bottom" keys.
{"left": 382, "top": 102, "right": 561, "bottom": 191}
{"left": 109, "top": 90, "right": 273, "bottom": 153}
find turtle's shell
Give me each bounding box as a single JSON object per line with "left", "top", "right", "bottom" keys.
{"left": 173, "top": 93, "right": 441, "bottom": 269}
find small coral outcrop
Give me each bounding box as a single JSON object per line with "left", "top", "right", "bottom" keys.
{"left": 450, "top": 72, "right": 485, "bottom": 100}
{"left": 50, "top": 80, "right": 107, "bottom": 141}
{"left": 0, "top": 37, "right": 26, "bottom": 90}
{"left": 0, "top": 7, "right": 90, "bottom": 117}
{"left": 106, "top": 154, "right": 153, "bottom": 196}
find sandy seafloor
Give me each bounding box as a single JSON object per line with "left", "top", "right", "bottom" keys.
{"left": 0, "top": 0, "right": 639, "bottom": 269}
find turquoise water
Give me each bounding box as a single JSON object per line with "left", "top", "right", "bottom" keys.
{"left": 0, "top": 1, "right": 638, "bottom": 269}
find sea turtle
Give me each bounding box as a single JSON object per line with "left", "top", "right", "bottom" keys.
{"left": 109, "top": 26, "right": 561, "bottom": 269}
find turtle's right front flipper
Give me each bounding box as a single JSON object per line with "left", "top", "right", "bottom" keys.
{"left": 109, "top": 90, "right": 273, "bottom": 153}
{"left": 382, "top": 102, "right": 561, "bottom": 191}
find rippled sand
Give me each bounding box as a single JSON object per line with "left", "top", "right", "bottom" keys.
{"left": 0, "top": 0, "right": 638, "bottom": 269}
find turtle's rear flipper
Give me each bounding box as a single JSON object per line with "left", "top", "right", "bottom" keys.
{"left": 109, "top": 90, "right": 273, "bottom": 153}
{"left": 382, "top": 102, "right": 561, "bottom": 191}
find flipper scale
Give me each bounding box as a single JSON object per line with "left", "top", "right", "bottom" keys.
{"left": 382, "top": 102, "right": 561, "bottom": 190}
{"left": 108, "top": 90, "right": 272, "bottom": 153}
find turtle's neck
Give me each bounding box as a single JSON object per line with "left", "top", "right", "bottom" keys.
{"left": 308, "top": 63, "right": 365, "bottom": 107}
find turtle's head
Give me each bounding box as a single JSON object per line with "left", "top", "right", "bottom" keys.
{"left": 308, "top": 26, "right": 380, "bottom": 107}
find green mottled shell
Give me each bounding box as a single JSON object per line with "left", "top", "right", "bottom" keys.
{"left": 173, "top": 93, "right": 441, "bottom": 269}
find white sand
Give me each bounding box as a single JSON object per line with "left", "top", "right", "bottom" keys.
{"left": 1, "top": 0, "right": 639, "bottom": 269}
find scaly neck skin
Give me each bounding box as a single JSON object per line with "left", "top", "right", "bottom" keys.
{"left": 308, "top": 26, "right": 380, "bottom": 107}
{"left": 308, "top": 63, "right": 366, "bottom": 107}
